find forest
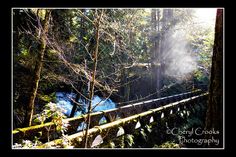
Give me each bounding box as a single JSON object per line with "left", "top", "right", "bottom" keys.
{"left": 12, "top": 8, "right": 223, "bottom": 149}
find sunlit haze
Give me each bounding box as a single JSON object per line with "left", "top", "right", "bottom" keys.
{"left": 194, "top": 8, "right": 217, "bottom": 26}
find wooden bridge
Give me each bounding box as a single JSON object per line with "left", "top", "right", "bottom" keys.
{"left": 12, "top": 90, "right": 208, "bottom": 148}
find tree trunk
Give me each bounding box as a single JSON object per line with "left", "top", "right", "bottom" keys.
{"left": 24, "top": 10, "right": 51, "bottom": 127}
{"left": 69, "top": 92, "right": 80, "bottom": 118}
{"left": 84, "top": 10, "right": 103, "bottom": 148}
{"left": 151, "top": 9, "right": 160, "bottom": 98}
{"left": 121, "top": 68, "right": 130, "bottom": 102}
{"left": 151, "top": 9, "right": 162, "bottom": 98}
{"left": 205, "top": 9, "right": 223, "bottom": 148}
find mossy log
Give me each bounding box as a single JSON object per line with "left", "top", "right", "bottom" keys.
{"left": 38, "top": 93, "right": 208, "bottom": 148}
{"left": 13, "top": 90, "right": 203, "bottom": 143}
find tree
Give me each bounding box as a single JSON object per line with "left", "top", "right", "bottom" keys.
{"left": 205, "top": 9, "right": 223, "bottom": 148}
{"left": 83, "top": 10, "right": 103, "bottom": 148}
{"left": 151, "top": 9, "right": 161, "bottom": 97}
{"left": 24, "top": 10, "right": 51, "bottom": 127}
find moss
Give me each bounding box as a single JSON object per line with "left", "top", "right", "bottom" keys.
{"left": 14, "top": 122, "right": 55, "bottom": 133}
{"left": 12, "top": 130, "right": 20, "bottom": 134}
{"left": 38, "top": 92, "right": 56, "bottom": 103}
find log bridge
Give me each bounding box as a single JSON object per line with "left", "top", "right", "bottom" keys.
{"left": 12, "top": 90, "right": 208, "bottom": 148}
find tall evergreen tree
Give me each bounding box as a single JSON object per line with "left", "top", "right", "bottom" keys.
{"left": 205, "top": 9, "right": 223, "bottom": 148}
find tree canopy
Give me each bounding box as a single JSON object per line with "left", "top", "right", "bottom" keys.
{"left": 13, "top": 8, "right": 216, "bottom": 133}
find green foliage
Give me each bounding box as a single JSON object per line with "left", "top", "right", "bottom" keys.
{"left": 13, "top": 8, "right": 212, "bottom": 104}
{"left": 38, "top": 92, "right": 56, "bottom": 103}
{"left": 118, "top": 135, "right": 125, "bottom": 148}
{"left": 188, "top": 23, "right": 214, "bottom": 85}
{"left": 13, "top": 135, "right": 43, "bottom": 148}
{"left": 140, "top": 128, "right": 148, "bottom": 141}
{"left": 154, "top": 141, "right": 180, "bottom": 148}
{"left": 145, "top": 124, "right": 152, "bottom": 133}
{"left": 60, "top": 134, "right": 73, "bottom": 148}
{"left": 33, "top": 102, "right": 69, "bottom": 134}
{"left": 124, "top": 134, "right": 135, "bottom": 147}
{"left": 13, "top": 140, "right": 37, "bottom": 148}
{"left": 108, "top": 141, "right": 116, "bottom": 148}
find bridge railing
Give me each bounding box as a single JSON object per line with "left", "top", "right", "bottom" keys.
{"left": 12, "top": 90, "right": 203, "bottom": 143}
{"left": 38, "top": 92, "right": 208, "bottom": 148}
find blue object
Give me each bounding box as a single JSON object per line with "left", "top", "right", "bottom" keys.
{"left": 55, "top": 92, "right": 117, "bottom": 117}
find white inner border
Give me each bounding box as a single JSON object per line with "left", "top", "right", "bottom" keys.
{"left": 11, "top": 7, "right": 225, "bottom": 150}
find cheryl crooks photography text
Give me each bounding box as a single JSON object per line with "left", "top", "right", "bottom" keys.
{"left": 166, "top": 127, "right": 220, "bottom": 146}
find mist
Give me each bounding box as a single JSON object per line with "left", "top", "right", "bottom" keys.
{"left": 161, "top": 28, "right": 197, "bottom": 80}
{"left": 159, "top": 8, "right": 216, "bottom": 81}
